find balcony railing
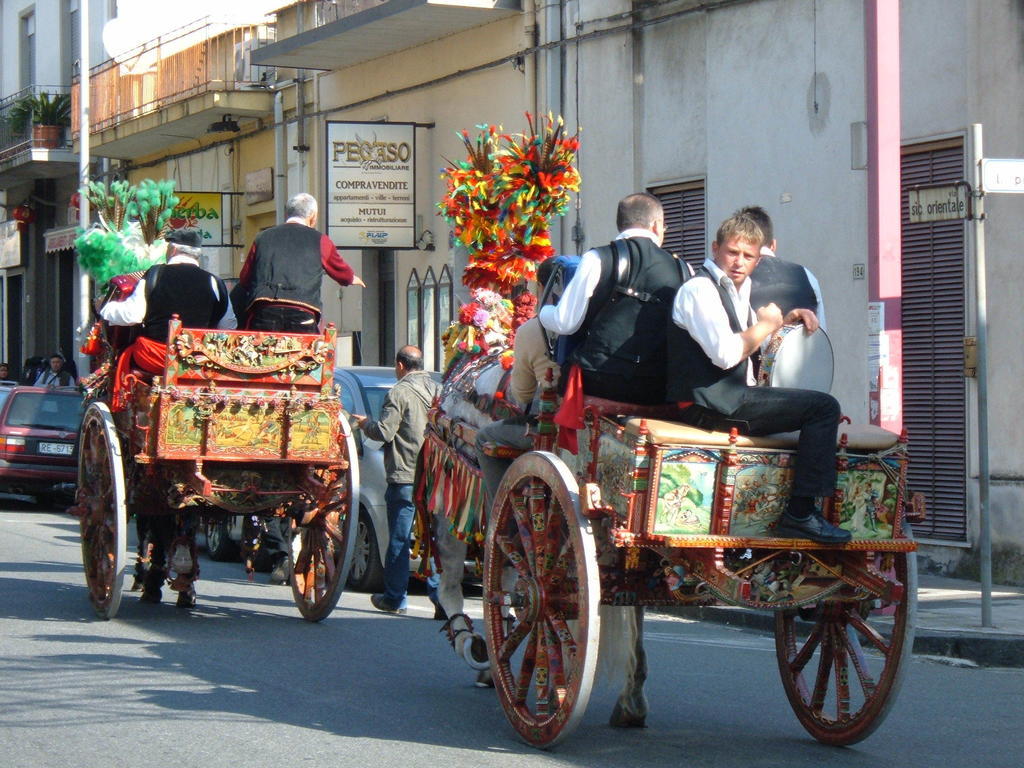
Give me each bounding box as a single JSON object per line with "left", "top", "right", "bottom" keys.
{"left": 0, "top": 85, "right": 73, "bottom": 163}
{"left": 73, "top": 18, "right": 276, "bottom": 136}
{"left": 312, "top": 0, "right": 388, "bottom": 27}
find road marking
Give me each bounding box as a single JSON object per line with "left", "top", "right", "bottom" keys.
{"left": 645, "top": 630, "right": 776, "bottom": 652}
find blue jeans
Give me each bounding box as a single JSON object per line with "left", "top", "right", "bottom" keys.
{"left": 382, "top": 483, "right": 441, "bottom": 609}
{"left": 382, "top": 483, "right": 415, "bottom": 608}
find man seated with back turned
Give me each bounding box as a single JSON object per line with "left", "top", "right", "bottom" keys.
{"left": 538, "top": 192, "right": 686, "bottom": 405}
{"left": 101, "top": 227, "right": 237, "bottom": 608}
{"left": 235, "top": 192, "right": 365, "bottom": 332}
{"left": 666, "top": 210, "right": 850, "bottom": 544}
{"left": 101, "top": 227, "right": 237, "bottom": 376}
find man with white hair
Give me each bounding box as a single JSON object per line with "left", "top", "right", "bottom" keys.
{"left": 101, "top": 227, "right": 237, "bottom": 609}
{"left": 236, "top": 192, "right": 366, "bottom": 332}
{"left": 101, "top": 227, "right": 237, "bottom": 371}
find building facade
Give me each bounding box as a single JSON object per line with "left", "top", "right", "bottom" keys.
{"left": 0, "top": 0, "right": 115, "bottom": 375}
{"left": 8, "top": 0, "right": 1021, "bottom": 582}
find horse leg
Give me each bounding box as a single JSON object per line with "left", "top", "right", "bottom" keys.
{"left": 609, "top": 605, "right": 648, "bottom": 728}
{"left": 434, "top": 519, "right": 490, "bottom": 671}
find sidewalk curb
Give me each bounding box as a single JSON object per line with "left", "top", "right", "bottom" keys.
{"left": 652, "top": 604, "right": 1024, "bottom": 669}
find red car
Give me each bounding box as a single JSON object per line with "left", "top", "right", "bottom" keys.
{"left": 0, "top": 385, "right": 83, "bottom": 503}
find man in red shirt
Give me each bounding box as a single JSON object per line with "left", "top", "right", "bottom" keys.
{"left": 236, "top": 192, "right": 365, "bottom": 332}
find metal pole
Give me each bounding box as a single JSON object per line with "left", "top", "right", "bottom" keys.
{"left": 76, "top": 0, "right": 91, "bottom": 378}
{"left": 969, "top": 123, "right": 993, "bottom": 627}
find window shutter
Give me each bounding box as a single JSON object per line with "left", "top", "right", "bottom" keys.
{"left": 651, "top": 183, "right": 706, "bottom": 268}
{"left": 901, "top": 143, "right": 967, "bottom": 540}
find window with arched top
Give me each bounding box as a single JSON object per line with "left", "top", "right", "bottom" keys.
{"left": 406, "top": 269, "right": 421, "bottom": 347}
{"left": 421, "top": 267, "right": 437, "bottom": 371}
{"left": 437, "top": 265, "right": 453, "bottom": 366}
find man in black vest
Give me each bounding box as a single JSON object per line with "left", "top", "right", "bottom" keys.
{"left": 746, "top": 205, "right": 826, "bottom": 330}
{"left": 236, "top": 193, "right": 366, "bottom": 332}
{"left": 666, "top": 211, "right": 850, "bottom": 544}
{"left": 101, "top": 227, "right": 238, "bottom": 607}
{"left": 538, "top": 192, "right": 685, "bottom": 404}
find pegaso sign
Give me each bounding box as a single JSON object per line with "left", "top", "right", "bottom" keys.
{"left": 326, "top": 121, "right": 416, "bottom": 249}
{"left": 906, "top": 182, "right": 971, "bottom": 224}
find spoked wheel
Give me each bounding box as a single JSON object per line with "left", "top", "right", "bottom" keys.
{"left": 76, "top": 402, "right": 128, "bottom": 619}
{"left": 774, "top": 546, "right": 917, "bottom": 745}
{"left": 290, "top": 417, "right": 360, "bottom": 621}
{"left": 483, "top": 451, "right": 600, "bottom": 749}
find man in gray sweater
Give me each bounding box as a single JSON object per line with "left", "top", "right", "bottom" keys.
{"left": 352, "top": 346, "right": 440, "bottom": 614}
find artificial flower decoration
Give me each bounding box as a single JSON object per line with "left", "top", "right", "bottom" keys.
{"left": 438, "top": 113, "right": 579, "bottom": 369}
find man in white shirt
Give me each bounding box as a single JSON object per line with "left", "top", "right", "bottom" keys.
{"left": 666, "top": 211, "right": 850, "bottom": 544}
{"left": 538, "top": 193, "right": 686, "bottom": 404}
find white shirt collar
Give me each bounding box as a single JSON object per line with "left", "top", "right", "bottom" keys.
{"left": 702, "top": 257, "right": 752, "bottom": 304}
{"left": 286, "top": 216, "right": 310, "bottom": 226}
{"left": 616, "top": 227, "right": 660, "bottom": 242}
{"left": 167, "top": 254, "right": 200, "bottom": 266}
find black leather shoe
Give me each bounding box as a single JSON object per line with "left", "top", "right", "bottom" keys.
{"left": 432, "top": 602, "right": 448, "bottom": 621}
{"left": 774, "top": 513, "right": 852, "bottom": 544}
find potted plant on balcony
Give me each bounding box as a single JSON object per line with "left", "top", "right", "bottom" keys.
{"left": 7, "top": 92, "right": 71, "bottom": 149}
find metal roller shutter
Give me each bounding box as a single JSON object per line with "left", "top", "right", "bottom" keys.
{"left": 901, "top": 142, "right": 968, "bottom": 540}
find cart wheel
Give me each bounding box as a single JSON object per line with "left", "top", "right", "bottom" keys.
{"left": 484, "top": 451, "right": 600, "bottom": 749}
{"left": 290, "top": 416, "right": 360, "bottom": 621}
{"left": 77, "top": 402, "right": 128, "bottom": 619}
{"left": 774, "top": 545, "right": 917, "bottom": 745}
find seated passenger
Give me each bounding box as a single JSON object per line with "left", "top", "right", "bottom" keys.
{"left": 101, "top": 227, "right": 236, "bottom": 393}
{"left": 537, "top": 192, "right": 687, "bottom": 405}
{"left": 476, "top": 259, "right": 560, "bottom": 507}
{"left": 99, "top": 227, "right": 236, "bottom": 609}
{"left": 666, "top": 210, "right": 850, "bottom": 544}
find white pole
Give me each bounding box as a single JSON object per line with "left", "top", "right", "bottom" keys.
{"left": 969, "top": 123, "right": 993, "bottom": 627}
{"left": 76, "top": 0, "right": 91, "bottom": 378}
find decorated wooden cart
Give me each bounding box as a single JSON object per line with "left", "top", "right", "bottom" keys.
{"left": 71, "top": 317, "right": 359, "bottom": 621}
{"left": 418, "top": 116, "right": 917, "bottom": 747}
{"left": 422, "top": 370, "right": 920, "bottom": 748}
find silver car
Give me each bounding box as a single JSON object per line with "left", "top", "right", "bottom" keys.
{"left": 203, "top": 365, "right": 420, "bottom": 592}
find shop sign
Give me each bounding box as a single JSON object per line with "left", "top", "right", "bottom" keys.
{"left": 44, "top": 225, "right": 79, "bottom": 253}
{"left": 326, "top": 121, "right": 415, "bottom": 249}
{"left": 169, "top": 192, "right": 225, "bottom": 245}
{"left": 0, "top": 220, "right": 20, "bottom": 268}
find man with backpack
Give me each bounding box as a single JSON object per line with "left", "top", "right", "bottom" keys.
{"left": 537, "top": 192, "right": 686, "bottom": 405}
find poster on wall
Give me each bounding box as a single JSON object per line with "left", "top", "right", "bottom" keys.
{"left": 326, "top": 121, "right": 416, "bottom": 249}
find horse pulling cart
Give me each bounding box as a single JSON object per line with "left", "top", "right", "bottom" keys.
{"left": 71, "top": 317, "right": 359, "bottom": 621}
{"left": 420, "top": 360, "right": 919, "bottom": 749}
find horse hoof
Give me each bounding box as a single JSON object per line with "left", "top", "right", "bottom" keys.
{"left": 474, "top": 669, "right": 494, "bottom": 688}
{"left": 609, "top": 702, "right": 647, "bottom": 728}
{"left": 461, "top": 634, "right": 491, "bottom": 671}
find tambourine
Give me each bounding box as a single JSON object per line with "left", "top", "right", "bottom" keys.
{"left": 757, "top": 324, "right": 833, "bottom": 393}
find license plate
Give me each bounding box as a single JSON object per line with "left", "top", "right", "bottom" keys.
{"left": 39, "top": 442, "right": 73, "bottom": 456}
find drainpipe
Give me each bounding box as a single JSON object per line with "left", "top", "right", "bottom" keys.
{"left": 544, "top": 0, "right": 565, "bottom": 253}
{"left": 275, "top": 90, "right": 286, "bottom": 224}
{"left": 294, "top": 4, "right": 309, "bottom": 187}
{"left": 76, "top": 0, "right": 91, "bottom": 378}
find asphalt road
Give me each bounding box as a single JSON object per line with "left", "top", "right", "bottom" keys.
{"left": 2, "top": 504, "right": 1022, "bottom": 768}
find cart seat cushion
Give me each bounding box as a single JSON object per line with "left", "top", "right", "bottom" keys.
{"left": 581, "top": 396, "right": 684, "bottom": 420}
{"left": 625, "top": 419, "right": 900, "bottom": 452}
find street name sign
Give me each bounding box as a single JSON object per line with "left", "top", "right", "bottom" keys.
{"left": 907, "top": 183, "right": 970, "bottom": 223}
{"left": 980, "top": 158, "right": 1024, "bottom": 193}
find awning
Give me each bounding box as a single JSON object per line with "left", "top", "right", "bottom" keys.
{"left": 252, "top": 0, "right": 523, "bottom": 71}
{"left": 45, "top": 225, "right": 80, "bottom": 253}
